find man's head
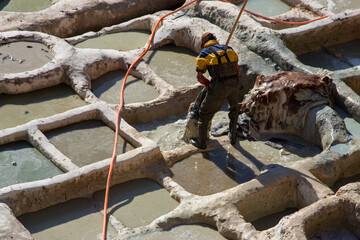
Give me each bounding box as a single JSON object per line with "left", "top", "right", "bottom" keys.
{"left": 201, "top": 32, "right": 217, "bottom": 48}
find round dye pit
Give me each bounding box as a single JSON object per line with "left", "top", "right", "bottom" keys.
{"left": 0, "top": 41, "right": 53, "bottom": 74}
{"left": 92, "top": 70, "right": 159, "bottom": 104}
{"left": 144, "top": 45, "right": 198, "bottom": 87}
{"left": 75, "top": 31, "right": 151, "bottom": 51}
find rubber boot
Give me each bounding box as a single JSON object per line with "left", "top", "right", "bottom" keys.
{"left": 190, "top": 125, "right": 208, "bottom": 149}
{"left": 228, "top": 119, "right": 237, "bottom": 145}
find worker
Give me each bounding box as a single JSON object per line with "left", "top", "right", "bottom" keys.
{"left": 190, "top": 32, "right": 242, "bottom": 149}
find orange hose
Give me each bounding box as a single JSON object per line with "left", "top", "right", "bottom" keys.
{"left": 101, "top": 1, "right": 202, "bottom": 239}
{"left": 220, "top": 0, "right": 330, "bottom": 25}
{"left": 101, "top": 0, "right": 329, "bottom": 239}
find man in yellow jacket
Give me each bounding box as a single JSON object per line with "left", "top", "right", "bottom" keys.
{"left": 190, "top": 32, "right": 242, "bottom": 149}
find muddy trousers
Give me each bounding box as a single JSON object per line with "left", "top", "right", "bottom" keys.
{"left": 198, "top": 76, "right": 242, "bottom": 145}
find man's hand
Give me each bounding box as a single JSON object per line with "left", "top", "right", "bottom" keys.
{"left": 197, "top": 72, "right": 210, "bottom": 87}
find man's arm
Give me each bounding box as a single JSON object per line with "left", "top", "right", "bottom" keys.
{"left": 197, "top": 71, "right": 210, "bottom": 87}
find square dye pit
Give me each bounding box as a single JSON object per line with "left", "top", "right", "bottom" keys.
{"left": 45, "top": 120, "right": 134, "bottom": 167}
{"left": 0, "top": 141, "right": 62, "bottom": 189}
{"left": 93, "top": 179, "right": 179, "bottom": 228}
{"left": 18, "top": 198, "right": 117, "bottom": 240}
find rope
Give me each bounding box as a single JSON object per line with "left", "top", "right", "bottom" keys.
{"left": 101, "top": 1, "right": 330, "bottom": 239}
{"left": 226, "top": 0, "right": 248, "bottom": 45}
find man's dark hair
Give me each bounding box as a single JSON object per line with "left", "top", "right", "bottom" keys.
{"left": 201, "top": 32, "right": 217, "bottom": 48}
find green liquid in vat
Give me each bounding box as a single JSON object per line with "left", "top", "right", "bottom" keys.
{"left": 93, "top": 179, "right": 179, "bottom": 228}
{"left": 237, "top": 0, "right": 291, "bottom": 17}
{"left": 45, "top": 120, "right": 134, "bottom": 167}
{"left": 0, "top": 84, "right": 86, "bottom": 130}
{"left": 75, "top": 31, "right": 150, "bottom": 51}
{"left": 0, "top": 41, "right": 54, "bottom": 74}
{"left": 18, "top": 198, "right": 117, "bottom": 240}
{"left": 92, "top": 70, "right": 159, "bottom": 104}
{"left": 144, "top": 45, "right": 198, "bottom": 87}
{"left": 0, "top": 141, "right": 62, "bottom": 189}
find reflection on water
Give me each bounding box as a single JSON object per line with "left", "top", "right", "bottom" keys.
{"left": 327, "top": 39, "right": 360, "bottom": 68}
{"left": 93, "top": 179, "right": 179, "bottom": 228}
{"left": 129, "top": 224, "right": 227, "bottom": 240}
{"left": 298, "top": 50, "right": 351, "bottom": 71}
{"left": 45, "top": 120, "right": 134, "bottom": 167}
{"left": 237, "top": 0, "right": 291, "bottom": 17}
{"left": 0, "top": 84, "right": 86, "bottom": 130}
{"left": 18, "top": 198, "right": 117, "bottom": 240}
{"left": 144, "top": 45, "right": 197, "bottom": 87}
{"left": 75, "top": 31, "right": 150, "bottom": 51}
{"left": 0, "top": 0, "right": 51, "bottom": 12}
{"left": 92, "top": 70, "right": 159, "bottom": 104}
{"left": 0, "top": 141, "right": 62, "bottom": 189}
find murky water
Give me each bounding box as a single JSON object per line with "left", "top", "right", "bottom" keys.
{"left": 93, "top": 179, "right": 179, "bottom": 228}
{"left": 308, "top": 227, "right": 358, "bottom": 240}
{"left": 297, "top": 50, "right": 351, "bottom": 71}
{"left": 144, "top": 45, "right": 198, "bottom": 87}
{"left": 327, "top": 39, "right": 360, "bottom": 68}
{"left": 18, "top": 198, "right": 117, "bottom": 240}
{"left": 0, "top": 41, "right": 53, "bottom": 73}
{"left": 251, "top": 208, "right": 298, "bottom": 231}
{"left": 0, "top": 0, "right": 51, "bottom": 12}
{"left": 334, "top": 106, "right": 360, "bottom": 137}
{"left": 0, "top": 141, "right": 62, "bottom": 189}
{"left": 331, "top": 173, "right": 360, "bottom": 192}
{"left": 0, "top": 84, "right": 86, "bottom": 130}
{"left": 237, "top": 0, "right": 291, "bottom": 17}
{"left": 92, "top": 70, "right": 159, "bottom": 104}
{"left": 45, "top": 120, "right": 134, "bottom": 167}
{"left": 129, "top": 224, "right": 227, "bottom": 240}
{"left": 317, "top": 0, "right": 360, "bottom": 14}
{"left": 75, "top": 31, "right": 150, "bottom": 51}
